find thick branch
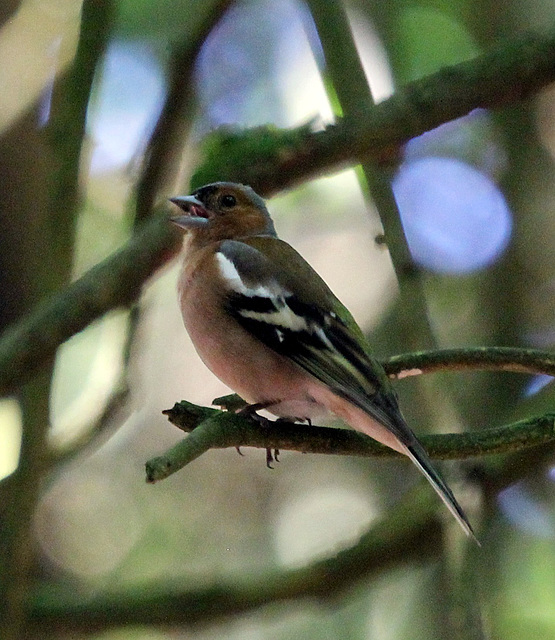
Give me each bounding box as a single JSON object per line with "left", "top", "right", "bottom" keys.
{"left": 192, "top": 31, "right": 555, "bottom": 193}
{"left": 0, "top": 215, "right": 180, "bottom": 396}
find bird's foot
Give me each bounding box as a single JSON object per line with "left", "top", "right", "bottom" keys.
{"left": 237, "top": 401, "right": 274, "bottom": 427}
{"left": 266, "top": 447, "right": 280, "bottom": 469}
{"left": 237, "top": 402, "right": 281, "bottom": 468}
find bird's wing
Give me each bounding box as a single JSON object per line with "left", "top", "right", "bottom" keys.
{"left": 217, "top": 237, "right": 409, "bottom": 442}
{"left": 217, "top": 237, "right": 476, "bottom": 540}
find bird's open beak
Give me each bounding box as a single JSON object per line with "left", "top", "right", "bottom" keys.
{"left": 169, "top": 195, "right": 210, "bottom": 229}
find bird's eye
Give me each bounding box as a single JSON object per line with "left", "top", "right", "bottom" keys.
{"left": 220, "top": 194, "right": 237, "bottom": 208}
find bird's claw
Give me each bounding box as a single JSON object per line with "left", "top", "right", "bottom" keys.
{"left": 238, "top": 402, "right": 273, "bottom": 427}
{"left": 266, "top": 447, "right": 280, "bottom": 469}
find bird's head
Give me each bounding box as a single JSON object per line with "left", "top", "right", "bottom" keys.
{"left": 170, "top": 182, "right": 276, "bottom": 245}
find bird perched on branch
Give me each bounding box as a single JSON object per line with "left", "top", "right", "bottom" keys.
{"left": 170, "top": 182, "right": 476, "bottom": 540}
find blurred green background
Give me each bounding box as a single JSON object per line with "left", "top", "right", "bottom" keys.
{"left": 1, "top": 0, "right": 555, "bottom": 638}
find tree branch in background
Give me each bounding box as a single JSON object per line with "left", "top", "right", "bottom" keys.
{"left": 48, "top": 382, "right": 131, "bottom": 465}
{"left": 385, "top": 346, "right": 555, "bottom": 378}
{"left": 0, "top": 215, "right": 179, "bottom": 397}
{"left": 27, "top": 483, "right": 444, "bottom": 636}
{"left": 122, "top": 0, "right": 235, "bottom": 376}
{"left": 191, "top": 30, "right": 555, "bottom": 193}
{"left": 306, "top": 0, "right": 438, "bottom": 350}
{"left": 0, "top": 2, "right": 115, "bottom": 639}
{"left": 132, "top": 0, "right": 234, "bottom": 225}
{"left": 26, "top": 401, "right": 555, "bottom": 636}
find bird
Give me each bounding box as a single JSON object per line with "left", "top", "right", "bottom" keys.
{"left": 170, "top": 181, "right": 476, "bottom": 540}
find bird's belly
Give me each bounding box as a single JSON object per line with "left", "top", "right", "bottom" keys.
{"left": 180, "top": 285, "right": 324, "bottom": 420}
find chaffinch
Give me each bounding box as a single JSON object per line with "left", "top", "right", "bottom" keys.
{"left": 170, "top": 182, "right": 475, "bottom": 540}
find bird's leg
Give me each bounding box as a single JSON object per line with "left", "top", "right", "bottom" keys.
{"left": 266, "top": 447, "right": 276, "bottom": 468}
{"left": 267, "top": 416, "right": 314, "bottom": 464}
{"left": 236, "top": 403, "right": 307, "bottom": 467}
{"left": 237, "top": 401, "right": 274, "bottom": 427}
{"left": 237, "top": 401, "right": 281, "bottom": 467}
{"left": 235, "top": 409, "right": 270, "bottom": 457}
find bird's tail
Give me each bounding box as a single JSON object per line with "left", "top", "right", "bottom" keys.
{"left": 403, "top": 439, "right": 479, "bottom": 544}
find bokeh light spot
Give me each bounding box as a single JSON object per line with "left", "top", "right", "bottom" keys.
{"left": 35, "top": 474, "right": 143, "bottom": 578}
{"left": 498, "top": 483, "right": 555, "bottom": 538}
{"left": 0, "top": 399, "right": 22, "bottom": 480}
{"left": 88, "top": 42, "right": 165, "bottom": 172}
{"left": 273, "top": 486, "right": 376, "bottom": 568}
{"left": 524, "top": 374, "right": 553, "bottom": 397}
{"left": 393, "top": 157, "right": 512, "bottom": 274}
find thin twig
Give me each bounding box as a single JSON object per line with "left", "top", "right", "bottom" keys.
{"left": 385, "top": 346, "right": 555, "bottom": 378}
{"left": 132, "top": 0, "right": 234, "bottom": 224}
{"left": 306, "top": 0, "right": 437, "bottom": 349}
{"left": 48, "top": 383, "right": 131, "bottom": 466}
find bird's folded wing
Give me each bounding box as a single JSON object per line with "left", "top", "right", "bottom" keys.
{"left": 216, "top": 238, "right": 413, "bottom": 444}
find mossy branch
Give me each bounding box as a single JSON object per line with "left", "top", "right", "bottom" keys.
{"left": 191, "top": 30, "right": 555, "bottom": 193}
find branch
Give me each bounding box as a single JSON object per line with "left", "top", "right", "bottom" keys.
{"left": 2, "top": 33, "right": 555, "bottom": 394}
{"left": 48, "top": 382, "right": 131, "bottom": 465}
{"left": 28, "top": 410, "right": 555, "bottom": 636}
{"left": 0, "top": 215, "right": 180, "bottom": 396}
{"left": 28, "top": 483, "right": 443, "bottom": 635}
{"left": 132, "top": 0, "right": 234, "bottom": 224}
{"left": 146, "top": 346, "right": 555, "bottom": 482}
{"left": 384, "top": 346, "right": 555, "bottom": 378}
{"left": 0, "top": 3, "right": 116, "bottom": 638}
{"left": 147, "top": 401, "right": 555, "bottom": 483}
{"left": 306, "top": 0, "right": 438, "bottom": 349}
{"left": 191, "top": 31, "right": 555, "bottom": 193}
{"left": 27, "top": 349, "right": 555, "bottom": 634}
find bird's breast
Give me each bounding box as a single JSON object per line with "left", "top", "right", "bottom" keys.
{"left": 177, "top": 249, "right": 326, "bottom": 420}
